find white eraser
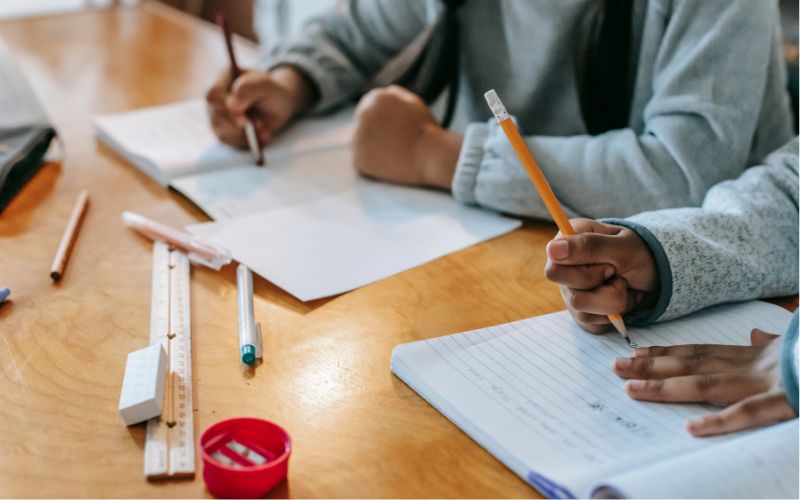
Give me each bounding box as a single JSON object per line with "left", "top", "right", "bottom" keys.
{"left": 118, "top": 343, "right": 167, "bottom": 426}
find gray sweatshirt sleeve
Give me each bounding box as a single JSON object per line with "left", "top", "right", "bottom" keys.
{"left": 263, "top": 0, "right": 429, "bottom": 113}
{"left": 453, "top": 0, "right": 783, "bottom": 219}
{"left": 606, "top": 138, "right": 799, "bottom": 324}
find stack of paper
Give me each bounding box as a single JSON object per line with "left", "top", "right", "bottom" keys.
{"left": 95, "top": 101, "right": 521, "bottom": 300}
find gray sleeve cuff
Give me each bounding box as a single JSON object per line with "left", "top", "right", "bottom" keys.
{"left": 781, "top": 311, "right": 799, "bottom": 415}
{"left": 451, "top": 122, "right": 489, "bottom": 205}
{"left": 601, "top": 218, "right": 673, "bottom": 326}
{"left": 267, "top": 54, "right": 350, "bottom": 114}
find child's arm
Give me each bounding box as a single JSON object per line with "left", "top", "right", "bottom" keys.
{"left": 264, "top": 0, "right": 429, "bottom": 113}
{"left": 545, "top": 138, "right": 798, "bottom": 329}
{"left": 453, "top": 1, "right": 791, "bottom": 219}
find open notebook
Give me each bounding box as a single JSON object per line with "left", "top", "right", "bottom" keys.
{"left": 391, "top": 301, "right": 798, "bottom": 499}
{"left": 93, "top": 101, "right": 521, "bottom": 301}
{"left": 94, "top": 99, "right": 355, "bottom": 187}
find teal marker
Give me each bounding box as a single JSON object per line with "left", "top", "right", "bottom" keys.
{"left": 0, "top": 288, "right": 9, "bottom": 304}
{"left": 236, "top": 265, "right": 262, "bottom": 365}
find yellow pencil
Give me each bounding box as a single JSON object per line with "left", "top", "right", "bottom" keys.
{"left": 484, "top": 89, "right": 634, "bottom": 347}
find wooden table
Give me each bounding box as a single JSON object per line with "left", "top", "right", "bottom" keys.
{"left": 0, "top": 3, "right": 563, "bottom": 497}
{"left": 0, "top": 3, "right": 796, "bottom": 498}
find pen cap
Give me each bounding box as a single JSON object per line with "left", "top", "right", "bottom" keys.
{"left": 241, "top": 344, "right": 256, "bottom": 365}
{"left": 201, "top": 417, "right": 291, "bottom": 498}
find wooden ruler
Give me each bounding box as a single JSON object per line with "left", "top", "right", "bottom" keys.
{"left": 144, "top": 241, "right": 195, "bottom": 479}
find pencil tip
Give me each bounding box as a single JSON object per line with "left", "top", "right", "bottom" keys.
{"left": 625, "top": 337, "right": 638, "bottom": 349}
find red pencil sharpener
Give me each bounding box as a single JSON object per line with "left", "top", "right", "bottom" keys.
{"left": 200, "top": 417, "right": 291, "bottom": 498}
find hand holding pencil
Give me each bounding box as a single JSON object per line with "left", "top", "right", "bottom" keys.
{"left": 206, "top": 15, "right": 316, "bottom": 156}
{"left": 484, "top": 90, "right": 643, "bottom": 346}
{"left": 544, "top": 218, "right": 659, "bottom": 336}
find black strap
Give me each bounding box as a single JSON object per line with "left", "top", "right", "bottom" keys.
{"left": 576, "top": 0, "right": 635, "bottom": 135}
{"left": 364, "top": 0, "right": 464, "bottom": 128}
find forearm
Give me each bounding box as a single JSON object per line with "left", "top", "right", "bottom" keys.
{"left": 262, "top": 0, "right": 428, "bottom": 113}
{"left": 609, "top": 139, "right": 799, "bottom": 323}
{"left": 452, "top": 115, "right": 769, "bottom": 220}
{"left": 452, "top": 0, "right": 787, "bottom": 220}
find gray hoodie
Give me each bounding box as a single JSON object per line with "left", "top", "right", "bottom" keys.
{"left": 607, "top": 137, "right": 799, "bottom": 415}
{"left": 264, "top": 0, "right": 793, "bottom": 219}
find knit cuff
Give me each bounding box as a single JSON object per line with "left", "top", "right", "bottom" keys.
{"left": 451, "top": 122, "right": 489, "bottom": 205}
{"left": 601, "top": 219, "right": 673, "bottom": 326}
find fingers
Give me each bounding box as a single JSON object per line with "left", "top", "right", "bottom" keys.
{"left": 546, "top": 231, "right": 629, "bottom": 267}
{"left": 750, "top": 328, "right": 780, "bottom": 347}
{"left": 625, "top": 373, "right": 769, "bottom": 404}
{"left": 228, "top": 71, "right": 276, "bottom": 115}
{"left": 633, "top": 344, "right": 763, "bottom": 361}
{"left": 613, "top": 354, "right": 745, "bottom": 380}
{"left": 566, "top": 277, "right": 629, "bottom": 315}
{"left": 687, "top": 391, "right": 796, "bottom": 437}
{"left": 544, "top": 261, "right": 615, "bottom": 290}
{"left": 567, "top": 218, "right": 622, "bottom": 236}
{"left": 205, "top": 70, "right": 233, "bottom": 107}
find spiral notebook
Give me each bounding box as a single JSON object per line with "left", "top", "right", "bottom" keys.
{"left": 391, "top": 301, "right": 798, "bottom": 499}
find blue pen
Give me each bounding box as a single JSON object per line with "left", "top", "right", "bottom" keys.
{"left": 236, "top": 265, "right": 262, "bottom": 365}
{"left": 0, "top": 288, "right": 10, "bottom": 304}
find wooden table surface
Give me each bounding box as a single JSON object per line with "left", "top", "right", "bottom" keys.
{"left": 0, "top": 3, "right": 563, "bottom": 497}
{"left": 0, "top": 3, "right": 796, "bottom": 499}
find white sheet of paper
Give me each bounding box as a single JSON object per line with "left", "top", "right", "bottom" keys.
{"left": 390, "top": 301, "right": 794, "bottom": 498}
{"left": 94, "top": 99, "right": 354, "bottom": 185}
{"left": 186, "top": 177, "right": 521, "bottom": 301}
{"left": 590, "top": 419, "right": 799, "bottom": 499}
{"left": 172, "top": 147, "right": 360, "bottom": 220}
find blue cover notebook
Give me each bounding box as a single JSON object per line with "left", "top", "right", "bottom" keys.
{"left": 391, "top": 301, "right": 799, "bottom": 499}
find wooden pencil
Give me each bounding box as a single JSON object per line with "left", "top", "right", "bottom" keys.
{"left": 484, "top": 90, "right": 634, "bottom": 347}
{"left": 50, "top": 189, "right": 90, "bottom": 282}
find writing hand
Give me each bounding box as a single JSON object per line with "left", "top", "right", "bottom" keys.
{"left": 205, "top": 66, "right": 315, "bottom": 148}
{"left": 545, "top": 219, "right": 659, "bottom": 334}
{"left": 614, "top": 328, "right": 795, "bottom": 436}
{"left": 353, "top": 85, "right": 462, "bottom": 189}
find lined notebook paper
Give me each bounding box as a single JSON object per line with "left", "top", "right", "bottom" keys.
{"left": 94, "top": 99, "right": 354, "bottom": 186}
{"left": 391, "top": 301, "right": 797, "bottom": 498}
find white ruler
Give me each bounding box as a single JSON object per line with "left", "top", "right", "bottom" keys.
{"left": 143, "top": 242, "right": 195, "bottom": 479}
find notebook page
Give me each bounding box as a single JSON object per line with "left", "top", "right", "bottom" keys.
{"left": 390, "top": 301, "right": 792, "bottom": 498}
{"left": 94, "top": 100, "right": 354, "bottom": 185}
{"left": 95, "top": 100, "right": 250, "bottom": 183}
{"left": 172, "top": 147, "right": 358, "bottom": 220}
{"left": 590, "top": 419, "right": 799, "bottom": 499}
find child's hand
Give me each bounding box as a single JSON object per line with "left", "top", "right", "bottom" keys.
{"left": 205, "top": 66, "right": 314, "bottom": 148}
{"left": 613, "top": 328, "right": 795, "bottom": 436}
{"left": 352, "top": 85, "right": 463, "bottom": 188}
{"left": 545, "top": 219, "right": 659, "bottom": 333}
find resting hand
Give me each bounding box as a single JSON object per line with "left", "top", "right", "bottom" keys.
{"left": 352, "top": 85, "right": 462, "bottom": 188}
{"left": 614, "top": 328, "right": 795, "bottom": 436}
{"left": 205, "top": 66, "right": 314, "bottom": 148}
{"left": 545, "top": 219, "right": 658, "bottom": 334}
